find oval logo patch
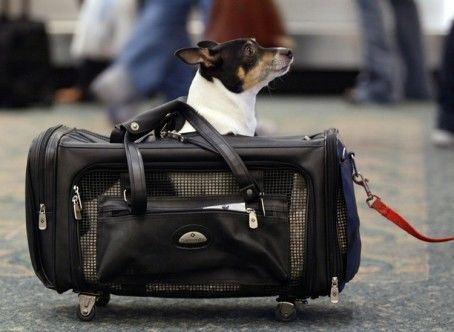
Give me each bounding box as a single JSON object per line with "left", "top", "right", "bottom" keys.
{"left": 173, "top": 225, "right": 210, "bottom": 249}
{"left": 178, "top": 231, "right": 208, "bottom": 244}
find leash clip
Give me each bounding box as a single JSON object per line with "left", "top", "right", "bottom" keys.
{"left": 160, "top": 130, "right": 185, "bottom": 142}
{"left": 349, "top": 152, "right": 379, "bottom": 207}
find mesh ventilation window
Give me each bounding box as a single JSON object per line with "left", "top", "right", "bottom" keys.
{"left": 146, "top": 283, "right": 240, "bottom": 294}
{"left": 77, "top": 168, "right": 310, "bottom": 293}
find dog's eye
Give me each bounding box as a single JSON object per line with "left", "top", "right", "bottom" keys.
{"left": 244, "top": 45, "right": 255, "bottom": 57}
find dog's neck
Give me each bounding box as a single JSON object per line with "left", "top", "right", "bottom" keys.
{"left": 180, "top": 71, "right": 259, "bottom": 136}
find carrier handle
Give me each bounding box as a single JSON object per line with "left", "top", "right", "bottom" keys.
{"left": 110, "top": 98, "right": 186, "bottom": 143}
{"left": 121, "top": 98, "right": 263, "bottom": 215}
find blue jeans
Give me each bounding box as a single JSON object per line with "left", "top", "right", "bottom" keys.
{"left": 99, "top": 0, "right": 212, "bottom": 103}
{"left": 354, "top": 0, "right": 431, "bottom": 103}
{"left": 91, "top": 0, "right": 213, "bottom": 123}
{"left": 119, "top": 0, "right": 212, "bottom": 100}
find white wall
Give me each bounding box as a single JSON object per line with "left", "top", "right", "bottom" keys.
{"left": 276, "top": 0, "right": 450, "bottom": 34}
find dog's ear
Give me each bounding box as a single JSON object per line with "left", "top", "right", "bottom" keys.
{"left": 175, "top": 47, "right": 220, "bottom": 67}
{"left": 197, "top": 40, "right": 218, "bottom": 49}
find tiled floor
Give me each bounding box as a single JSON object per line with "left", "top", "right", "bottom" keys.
{"left": 0, "top": 97, "right": 452, "bottom": 330}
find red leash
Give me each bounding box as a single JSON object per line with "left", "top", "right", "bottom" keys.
{"left": 350, "top": 155, "right": 454, "bottom": 243}
{"left": 370, "top": 196, "right": 454, "bottom": 243}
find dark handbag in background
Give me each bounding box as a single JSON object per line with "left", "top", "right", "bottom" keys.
{"left": 25, "top": 98, "right": 453, "bottom": 322}
{"left": 0, "top": 0, "right": 53, "bottom": 108}
{"left": 205, "top": 0, "right": 291, "bottom": 47}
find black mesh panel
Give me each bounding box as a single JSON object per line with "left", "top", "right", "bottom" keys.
{"left": 77, "top": 168, "right": 310, "bottom": 295}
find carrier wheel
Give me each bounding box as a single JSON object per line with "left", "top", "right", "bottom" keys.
{"left": 275, "top": 301, "right": 297, "bottom": 322}
{"left": 77, "top": 294, "right": 97, "bottom": 322}
{"left": 96, "top": 293, "right": 111, "bottom": 307}
{"left": 77, "top": 305, "right": 95, "bottom": 321}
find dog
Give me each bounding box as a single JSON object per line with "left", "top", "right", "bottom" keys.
{"left": 175, "top": 38, "right": 293, "bottom": 136}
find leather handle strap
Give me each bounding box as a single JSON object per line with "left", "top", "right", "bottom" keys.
{"left": 180, "top": 104, "right": 261, "bottom": 202}
{"left": 122, "top": 98, "right": 261, "bottom": 215}
{"left": 110, "top": 98, "right": 186, "bottom": 143}
{"left": 124, "top": 132, "right": 147, "bottom": 215}
{"left": 370, "top": 197, "right": 454, "bottom": 243}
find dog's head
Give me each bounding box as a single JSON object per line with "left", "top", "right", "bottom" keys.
{"left": 175, "top": 38, "right": 293, "bottom": 93}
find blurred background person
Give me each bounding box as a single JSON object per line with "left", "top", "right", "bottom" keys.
{"left": 55, "top": 0, "right": 138, "bottom": 103}
{"left": 91, "top": 0, "right": 213, "bottom": 124}
{"left": 347, "top": 0, "right": 432, "bottom": 104}
{"left": 205, "top": 0, "right": 291, "bottom": 135}
{"left": 206, "top": 0, "right": 292, "bottom": 48}
{"left": 433, "top": 20, "right": 454, "bottom": 147}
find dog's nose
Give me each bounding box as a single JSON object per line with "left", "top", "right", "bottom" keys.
{"left": 278, "top": 48, "right": 293, "bottom": 59}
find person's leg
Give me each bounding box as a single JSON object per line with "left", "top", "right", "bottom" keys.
{"left": 55, "top": 59, "right": 110, "bottom": 103}
{"left": 119, "top": 0, "right": 193, "bottom": 97}
{"left": 432, "top": 21, "right": 454, "bottom": 146}
{"left": 159, "top": 0, "right": 214, "bottom": 100}
{"left": 92, "top": 0, "right": 194, "bottom": 123}
{"left": 351, "top": 0, "right": 400, "bottom": 104}
{"left": 389, "top": 0, "right": 432, "bottom": 100}
{"left": 199, "top": 0, "right": 214, "bottom": 26}
{"left": 79, "top": 59, "right": 110, "bottom": 101}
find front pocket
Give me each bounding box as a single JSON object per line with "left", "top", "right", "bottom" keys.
{"left": 96, "top": 198, "right": 290, "bottom": 285}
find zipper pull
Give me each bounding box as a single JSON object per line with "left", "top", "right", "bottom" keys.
{"left": 246, "top": 208, "right": 258, "bottom": 229}
{"left": 73, "top": 185, "right": 82, "bottom": 210}
{"left": 330, "top": 276, "right": 339, "bottom": 304}
{"left": 72, "top": 185, "right": 83, "bottom": 221}
{"left": 38, "top": 204, "right": 47, "bottom": 230}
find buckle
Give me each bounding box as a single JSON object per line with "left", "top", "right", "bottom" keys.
{"left": 349, "top": 152, "right": 378, "bottom": 208}
{"left": 160, "top": 130, "right": 185, "bottom": 142}
{"left": 240, "top": 184, "right": 266, "bottom": 216}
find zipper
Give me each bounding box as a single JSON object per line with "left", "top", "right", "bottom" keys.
{"left": 33, "top": 125, "right": 63, "bottom": 231}
{"left": 325, "top": 129, "right": 342, "bottom": 302}
{"left": 100, "top": 196, "right": 261, "bottom": 230}
{"left": 27, "top": 126, "right": 64, "bottom": 287}
{"left": 37, "top": 126, "right": 62, "bottom": 210}
{"left": 70, "top": 185, "right": 83, "bottom": 290}
{"left": 303, "top": 179, "right": 315, "bottom": 295}
{"left": 330, "top": 276, "right": 339, "bottom": 303}
{"left": 38, "top": 204, "right": 47, "bottom": 230}
{"left": 72, "top": 185, "right": 83, "bottom": 221}
{"left": 246, "top": 208, "right": 258, "bottom": 229}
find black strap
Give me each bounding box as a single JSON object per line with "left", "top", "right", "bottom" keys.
{"left": 111, "top": 98, "right": 186, "bottom": 142}
{"left": 124, "top": 132, "right": 147, "bottom": 215}
{"left": 181, "top": 105, "right": 261, "bottom": 202}
{"left": 121, "top": 98, "right": 261, "bottom": 214}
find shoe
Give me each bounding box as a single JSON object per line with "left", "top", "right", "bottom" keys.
{"left": 55, "top": 87, "right": 83, "bottom": 104}
{"left": 343, "top": 88, "right": 398, "bottom": 105}
{"left": 432, "top": 129, "right": 454, "bottom": 148}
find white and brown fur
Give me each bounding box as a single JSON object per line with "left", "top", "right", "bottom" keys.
{"left": 175, "top": 38, "right": 293, "bottom": 136}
